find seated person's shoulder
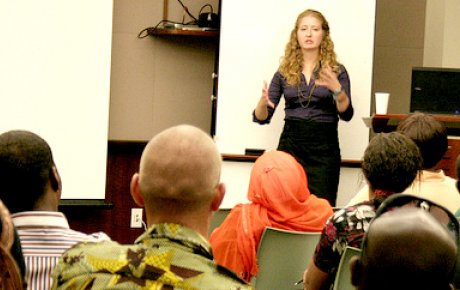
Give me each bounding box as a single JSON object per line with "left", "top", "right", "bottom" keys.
{"left": 65, "top": 228, "right": 111, "bottom": 243}
{"left": 53, "top": 238, "right": 252, "bottom": 289}
{"left": 333, "top": 202, "right": 376, "bottom": 221}
{"left": 87, "top": 231, "right": 111, "bottom": 241}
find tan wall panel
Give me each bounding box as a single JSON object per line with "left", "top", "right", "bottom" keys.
{"left": 372, "top": 0, "right": 426, "bottom": 115}
{"left": 109, "top": 0, "right": 218, "bottom": 140}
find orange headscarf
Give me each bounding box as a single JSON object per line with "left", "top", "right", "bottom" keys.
{"left": 209, "top": 150, "right": 333, "bottom": 281}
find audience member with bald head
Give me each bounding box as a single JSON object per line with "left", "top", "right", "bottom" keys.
{"left": 351, "top": 206, "right": 457, "bottom": 290}
{"left": 131, "top": 124, "right": 224, "bottom": 237}
{"left": 52, "top": 124, "right": 252, "bottom": 290}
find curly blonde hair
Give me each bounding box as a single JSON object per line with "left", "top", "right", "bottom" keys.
{"left": 279, "top": 9, "right": 340, "bottom": 86}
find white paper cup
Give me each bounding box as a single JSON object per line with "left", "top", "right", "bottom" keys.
{"left": 375, "top": 92, "right": 390, "bottom": 114}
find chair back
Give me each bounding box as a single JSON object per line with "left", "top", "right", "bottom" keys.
{"left": 209, "top": 208, "right": 231, "bottom": 236}
{"left": 454, "top": 217, "right": 460, "bottom": 289}
{"left": 333, "top": 246, "right": 361, "bottom": 290}
{"left": 251, "top": 227, "right": 321, "bottom": 290}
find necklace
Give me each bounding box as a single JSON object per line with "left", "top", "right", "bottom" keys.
{"left": 297, "top": 80, "right": 316, "bottom": 108}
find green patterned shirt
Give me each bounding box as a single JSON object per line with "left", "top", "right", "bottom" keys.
{"left": 51, "top": 223, "right": 252, "bottom": 290}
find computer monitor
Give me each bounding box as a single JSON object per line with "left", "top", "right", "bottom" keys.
{"left": 410, "top": 67, "right": 460, "bottom": 115}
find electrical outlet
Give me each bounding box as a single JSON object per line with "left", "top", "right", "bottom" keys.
{"left": 130, "top": 208, "right": 143, "bottom": 228}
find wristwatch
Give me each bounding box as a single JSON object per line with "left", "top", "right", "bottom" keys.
{"left": 332, "top": 87, "right": 342, "bottom": 100}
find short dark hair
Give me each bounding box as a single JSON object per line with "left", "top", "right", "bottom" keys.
{"left": 0, "top": 130, "right": 55, "bottom": 213}
{"left": 396, "top": 113, "right": 448, "bottom": 169}
{"left": 362, "top": 132, "right": 422, "bottom": 194}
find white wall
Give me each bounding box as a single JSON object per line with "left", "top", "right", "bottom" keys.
{"left": 220, "top": 161, "right": 252, "bottom": 208}
{"left": 0, "top": 1, "right": 113, "bottom": 199}
{"left": 220, "top": 160, "right": 364, "bottom": 208}
{"left": 336, "top": 167, "right": 365, "bottom": 207}
{"left": 215, "top": 0, "right": 376, "bottom": 161}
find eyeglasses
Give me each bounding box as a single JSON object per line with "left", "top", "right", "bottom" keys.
{"left": 358, "top": 193, "right": 460, "bottom": 290}
{"left": 373, "top": 193, "right": 460, "bottom": 243}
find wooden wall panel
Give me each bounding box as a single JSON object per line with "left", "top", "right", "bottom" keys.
{"left": 62, "top": 141, "right": 147, "bottom": 244}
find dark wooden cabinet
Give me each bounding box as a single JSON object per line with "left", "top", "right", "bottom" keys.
{"left": 61, "top": 141, "right": 147, "bottom": 244}
{"left": 438, "top": 139, "right": 460, "bottom": 179}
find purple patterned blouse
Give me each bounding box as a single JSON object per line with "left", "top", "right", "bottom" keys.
{"left": 253, "top": 64, "right": 353, "bottom": 124}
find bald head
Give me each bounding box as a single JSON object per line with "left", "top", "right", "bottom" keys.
{"left": 352, "top": 207, "right": 457, "bottom": 290}
{"left": 136, "top": 125, "right": 222, "bottom": 214}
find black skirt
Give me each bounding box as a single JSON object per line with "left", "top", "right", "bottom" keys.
{"left": 277, "top": 119, "right": 341, "bottom": 206}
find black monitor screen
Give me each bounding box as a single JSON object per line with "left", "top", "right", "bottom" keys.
{"left": 410, "top": 67, "right": 460, "bottom": 115}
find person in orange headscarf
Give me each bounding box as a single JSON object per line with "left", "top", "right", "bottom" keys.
{"left": 209, "top": 150, "right": 333, "bottom": 281}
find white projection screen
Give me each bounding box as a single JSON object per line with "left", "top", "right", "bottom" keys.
{"left": 0, "top": 1, "right": 113, "bottom": 199}
{"left": 215, "top": 0, "right": 376, "bottom": 161}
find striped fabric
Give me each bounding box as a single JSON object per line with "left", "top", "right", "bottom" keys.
{"left": 11, "top": 211, "right": 110, "bottom": 290}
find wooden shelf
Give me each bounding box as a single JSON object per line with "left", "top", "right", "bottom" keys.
{"left": 148, "top": 28, "right": 218, "bottom": 38}
{"left": 438, "top": 139, "right": 460, "bottom": 179}
{"left": 58, "top": 199, "right": 113, "bottom": 209}
{"left": 222, "top": 154, "right": 362, "bottom": 167}
{"left": 373, "top": 113, "right": 460, "bottom": 123}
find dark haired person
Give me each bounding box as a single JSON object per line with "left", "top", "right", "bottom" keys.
{"left": 348, "top": 113, "right": 460, "bottom": 214}
{"left": 0, "top": 130, "right": 110, "bottom": 290}
{"left": 303, "top": 132, "right": 422, "bottom": 290}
